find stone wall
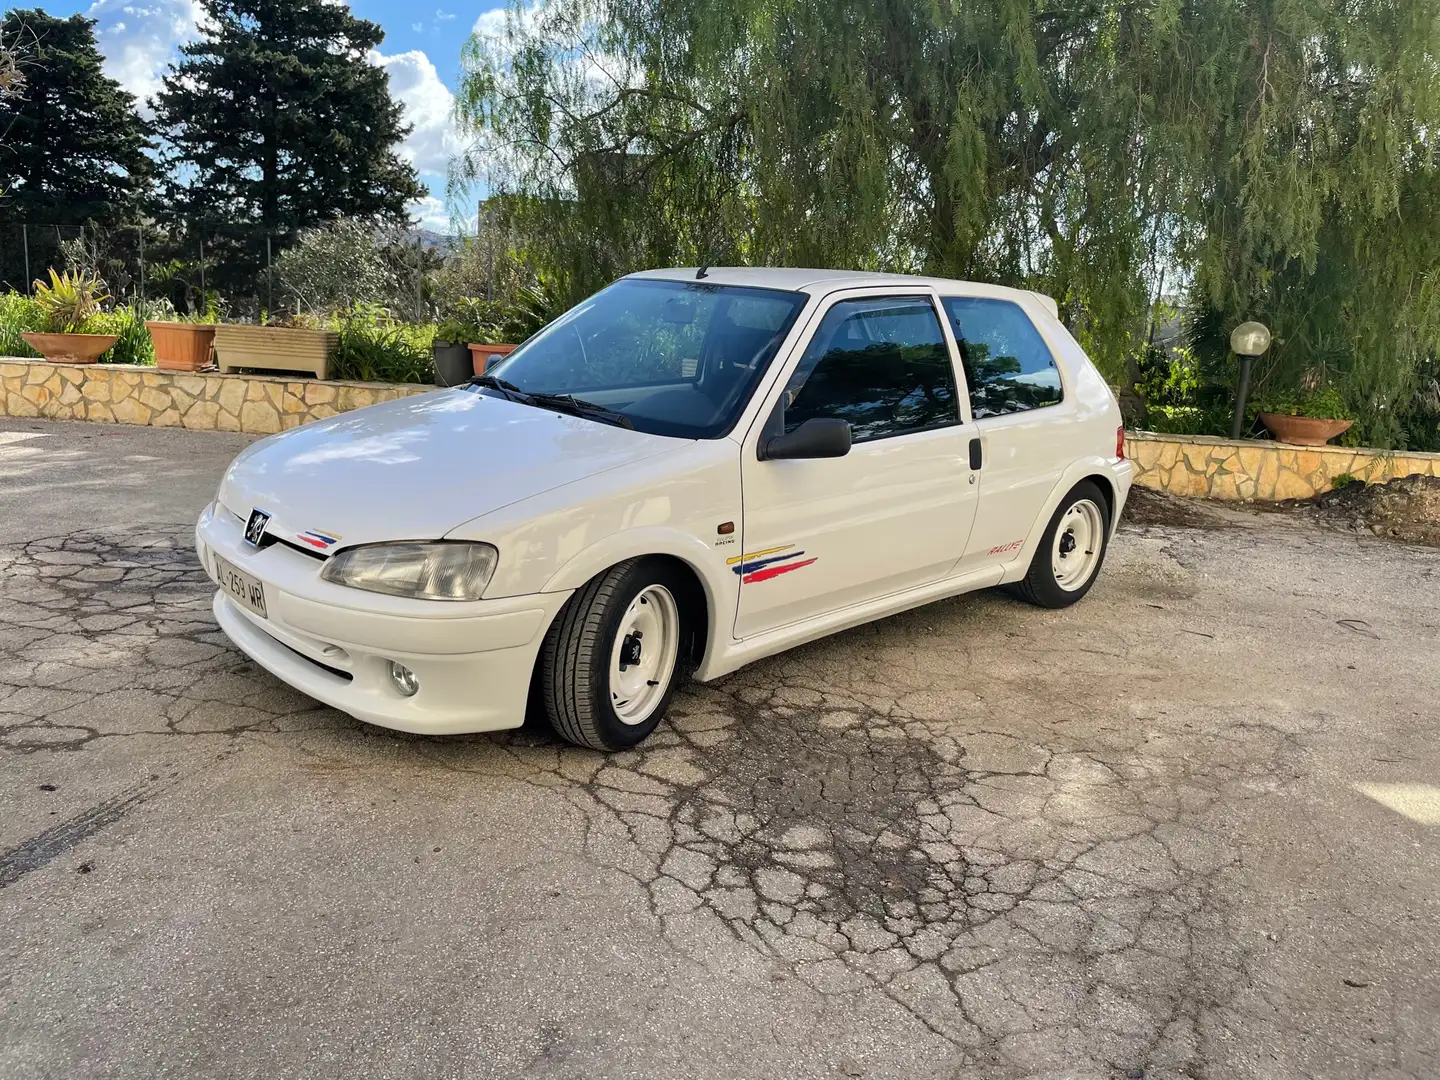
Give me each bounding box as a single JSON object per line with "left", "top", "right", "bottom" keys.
{"left": 0, "top": 357, "right": 431, "bottom": 435}
{"left": 1126, "top": 431, "right": 1440, "bottom": 501}
{"left": 6, "top": 357, "right": 1440, "bottom": 501}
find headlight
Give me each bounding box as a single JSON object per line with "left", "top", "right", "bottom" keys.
{"left": 320, "top": 542, "right": 498, "bottom": 601}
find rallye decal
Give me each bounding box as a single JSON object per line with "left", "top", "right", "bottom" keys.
{"left": 729, "top": 544, "right": 818, "bottom": 584}
{"left": 296, "top": 529, "right": 343, "bottom": 551}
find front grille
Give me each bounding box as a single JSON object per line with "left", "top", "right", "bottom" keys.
{"left": 223, "top": 505, "right": 326, "bottom": 561}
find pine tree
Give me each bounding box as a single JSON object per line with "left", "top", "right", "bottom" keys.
{"left": 0, "top": 9, "right": 151, "bottom": 225}
{"left": 152, "top": 0, "right": 424, "bottom": 236}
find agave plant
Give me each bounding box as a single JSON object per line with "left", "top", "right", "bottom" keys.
{"left": 33, "top": 268, "right": 110, "bottom": 334}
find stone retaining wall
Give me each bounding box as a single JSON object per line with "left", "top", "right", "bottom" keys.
{"left": 1126, "top": 431, "right": 1440, "bottom": 500}
{"left": 6, "top": 356, "right": 1439, "bottom": 500}
{"left": 0, "top": 357, "right": 431, "bottom": 435}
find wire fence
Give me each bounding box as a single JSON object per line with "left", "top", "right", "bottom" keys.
{"left": 1, "top": 220, "right": 466, "bottom": 322}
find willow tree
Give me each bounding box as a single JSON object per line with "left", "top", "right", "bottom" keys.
{"left": 454, "top": 0, "right": 1440, "bottom": 442}
{"left": 1166, "top": 0, "right": 1440, "bottom": 447}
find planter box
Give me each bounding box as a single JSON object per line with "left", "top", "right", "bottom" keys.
{"left": 21, "top": 332, "right": 119, "bottom": 365}
{"left": 146, "top": 322, "right": 216, "bottom": 372}
{"left": 469, "top": 342, "right": 519, "bottom": 376}
{"left": 213, "top": 324, "right": 338, "bottom": 379}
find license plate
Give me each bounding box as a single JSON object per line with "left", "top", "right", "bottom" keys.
{"left": 215, "top": 554, "right": 268, "bottom": 618}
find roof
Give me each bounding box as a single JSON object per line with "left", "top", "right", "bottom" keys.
{"left": 625, "top": 267, "right": 1058, "bottom": 317}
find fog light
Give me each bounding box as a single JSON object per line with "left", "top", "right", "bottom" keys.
{"left": 388, "top": 661, "right": 419, "bottom": 697}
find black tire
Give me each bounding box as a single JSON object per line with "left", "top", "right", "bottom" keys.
{"left": 1012, "top": 481, "right": 1112, "bottom": 609}
{"left": 538, "top": 557, "right": 692, "bottom": 751}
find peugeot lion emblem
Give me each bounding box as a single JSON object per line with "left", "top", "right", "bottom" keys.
{"left": 244, "top": 508, "right": 271, "bottom": 547}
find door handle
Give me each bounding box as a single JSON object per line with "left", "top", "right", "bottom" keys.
{"left": 968, "top": 438, "right": 982, "bottom": 471}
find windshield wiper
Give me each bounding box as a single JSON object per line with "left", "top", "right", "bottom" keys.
{"left": 470, "top": 375, "right": 634, "bottom": 429}
{"left": 525, "top": 391, "right": 635, "bottom": 430}
{"left": 468, "top": 373, "right": 529, "bottom": 402}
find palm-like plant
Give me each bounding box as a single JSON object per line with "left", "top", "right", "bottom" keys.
{"left": 33, "top": 269, "right": 110, "bottom": 334}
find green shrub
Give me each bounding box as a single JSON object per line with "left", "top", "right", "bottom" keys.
{"left": 329, "top": 304, "right": 437, "bottom": 384}
{"left": 0, "top": 292, "right": 44, "bottom": 356}
{"left": 84, "top": 306, "right": 154, "bottom": 366}
{"left": 1, "top": 290, "right": 155, "bottom": 365}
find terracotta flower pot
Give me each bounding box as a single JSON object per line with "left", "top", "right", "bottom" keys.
{"left": 469, "top": 342, "right": 519, "bottom": 376}
{"left": 21, "top": 332, "right": 120, "bottom": 365}
{"left": 1259, "top": 413, "right": 1354, "bottom": 446}
{"left": 146, "top": 321, "right": 216, "bottom": 372}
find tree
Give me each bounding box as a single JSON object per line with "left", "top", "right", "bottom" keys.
{"left": 152, "top": 0, "right": 424, "bottom": 238}
{"left": 0, "top": 22, "right": 23, "bottom": 102}
{"left": 0, "top": 9, "right": 150, "bottom": 224}
{"left": 453, "top": 0, "right": 1440, "bottom": 448}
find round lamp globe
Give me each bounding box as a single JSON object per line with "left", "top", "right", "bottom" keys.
{"left": 1230, "top": 321, "right": 1272, "bottom": 357}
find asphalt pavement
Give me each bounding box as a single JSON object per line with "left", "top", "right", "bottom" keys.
{"left": 2, "top": 417, "right": 1438, "bottom": 1080}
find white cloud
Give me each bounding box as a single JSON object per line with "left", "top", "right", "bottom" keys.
{"left": 436, "top": 9, "right": 457, "bottom": 21}
{"left": 85, "top": 0, "right": 205, "bottom": 106}
{"left": 369, "top": 48, "right": 459, "bottom": 178}
{"left": 408, "top": 193, "right": 476, "bottom": 233}
{"left": 411, "top": 21, "right": 424, "bottom": 32}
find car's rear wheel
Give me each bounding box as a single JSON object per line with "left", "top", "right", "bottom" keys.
{"left": 1013, "top": 481, "right": 1111, "bottom": 608}
{"left": 539, "top": 558, "right": 690, "bottom": 750}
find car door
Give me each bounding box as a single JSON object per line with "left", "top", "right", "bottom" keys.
{"left": 941, "top": 295, "right": 1070, "bottom": 573}
{"left": 735, "top": 291, "right": 981, "bottom": 639}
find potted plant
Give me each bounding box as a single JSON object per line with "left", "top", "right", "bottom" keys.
{"left": 434, "top": 298, "right": 505, "bottom": 386}
{"left": 433, "top": 315, "right": 480, "bottom": 387}
{"left": 1257, "top": 385, "right": 1354, "bottom": 446}
{"left": 146, "top": 306, "right": 217, "bottom": 372}
{"left": 20, "top": 269, "right": 119, "bottom": 364}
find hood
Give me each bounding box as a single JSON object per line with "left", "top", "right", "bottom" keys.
{"left": 218, "top": 389, "right": 676, "bottom": 549}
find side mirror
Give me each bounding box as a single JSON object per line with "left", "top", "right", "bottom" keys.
{"left": 760, "top": 418, "right": 852, "bottom": 461}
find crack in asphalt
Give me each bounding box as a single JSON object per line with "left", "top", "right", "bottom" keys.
{"left": 0, "top": 524, "right": 1428, "bottom": 1078}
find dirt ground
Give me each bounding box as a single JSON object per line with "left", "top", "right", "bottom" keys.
{"left": 2, "top": 418, "right": 1438, "bottom": 1080}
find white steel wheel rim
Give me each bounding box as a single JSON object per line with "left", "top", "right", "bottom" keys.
{"left": 1052, "top": 499, "right": 1105, "bottom": 592}
{"left": 609, "top": 584, "right": 680, "bottom": 726}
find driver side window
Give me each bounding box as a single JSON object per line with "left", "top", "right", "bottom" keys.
{"left": 783, "top": 297, "right": 958, "bottom": 442}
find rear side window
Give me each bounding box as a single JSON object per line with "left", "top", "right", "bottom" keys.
{"left": 942, "top": 297, "right": 1063, "bottom": 419}
{"left": 783, "top": 297, "right": 959, "bottom": 443}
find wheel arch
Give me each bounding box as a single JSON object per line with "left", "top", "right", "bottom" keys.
{"left": 539, "top": 529, "right": 726, "bottom": 667}
{"left": 1001, "top": 457, "right": 1122, "bottom": 583}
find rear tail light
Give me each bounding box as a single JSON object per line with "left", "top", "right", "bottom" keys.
{"left": 1116, "top": 426, "right": 1126, "bottom": 460}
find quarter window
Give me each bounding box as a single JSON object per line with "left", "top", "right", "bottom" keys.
{"left": 942, "top": 297, "right": 1063, "bottom": 419}
{"left": 783, "top": 297, "right": 959, "bottom": 442}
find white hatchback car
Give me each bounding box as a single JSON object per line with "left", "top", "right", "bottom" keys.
{"left": 197, "top": 268, "right": 1132, "bottom": 750}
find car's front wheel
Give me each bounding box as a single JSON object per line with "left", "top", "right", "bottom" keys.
{"left": 538, "top": 558, "right": 691, "bottom": 750}
{"left": 1013, "top": 480, "right": 1112, "bottom": 608}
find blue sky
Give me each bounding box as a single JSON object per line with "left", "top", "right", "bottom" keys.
{"left": 35, "top": 1, "right": 509, "bottom": 230}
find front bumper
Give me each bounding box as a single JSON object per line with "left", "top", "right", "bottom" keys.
{"left": 196, "top": 503, "right": 569, "bottom": 735}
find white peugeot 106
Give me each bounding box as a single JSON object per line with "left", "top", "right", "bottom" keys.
{"left": 197, "top": 269, "right": 1133, "bottom": 750}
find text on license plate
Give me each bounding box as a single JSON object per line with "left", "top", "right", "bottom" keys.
{"left": 215, "top": 554, "right": 268, "bottom": 618}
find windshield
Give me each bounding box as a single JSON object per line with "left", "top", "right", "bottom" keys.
{"left": 481, "top": 278, "right": 809, "bottom": 439}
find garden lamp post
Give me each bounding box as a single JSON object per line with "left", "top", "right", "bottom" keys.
{"left": 1229, "top": 320, "right": 1272, "bottom": 439}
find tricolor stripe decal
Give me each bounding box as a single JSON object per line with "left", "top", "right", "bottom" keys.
{"left": 728, "top": 544, "right": 817, "bottom": 584}
{"left": 296, "top": 530, "right": 342, "bottom": 550}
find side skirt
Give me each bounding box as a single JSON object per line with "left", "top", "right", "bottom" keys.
{"left": 695, "top": 565, "right": 1006, "bottom": 682}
